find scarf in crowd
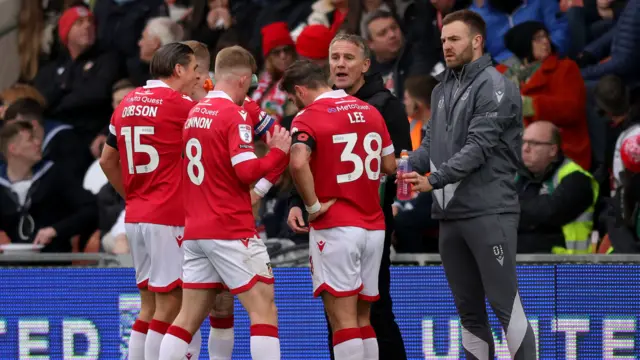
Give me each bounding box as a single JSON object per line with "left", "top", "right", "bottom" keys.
{"left": 251, "top": 70, "right": 288, "bottom": 122}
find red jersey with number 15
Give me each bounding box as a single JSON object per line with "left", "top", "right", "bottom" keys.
{"left": 291, "top": 90, "right": 395, "bottom": 231}
{"left": 110, "top": 80, "right": 196, "bottom": 226}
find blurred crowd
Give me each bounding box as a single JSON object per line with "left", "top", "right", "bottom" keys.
{"left": 0, "top": 0, "right": 639, "bottom": 260}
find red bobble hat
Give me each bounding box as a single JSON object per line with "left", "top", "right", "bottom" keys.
{"left": 296, "top": 25, "right": 332, "bottom": 60}
{"left": 58, "top": 6, "right": 93, "bottom": 46}
{"left": 261, "top": 21, "right": 294, "bottom": 56}
{"left": 621, "top": 134, "right": 640, "bottom": 173}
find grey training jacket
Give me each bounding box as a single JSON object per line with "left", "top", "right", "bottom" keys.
{"left": 409, "top": 54, "right": 522, "bottom": 220}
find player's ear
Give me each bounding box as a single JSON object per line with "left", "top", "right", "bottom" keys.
{"left": 362, "top": 57, "right": 371, "bottom": 74}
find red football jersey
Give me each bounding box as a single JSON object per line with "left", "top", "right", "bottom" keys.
{"left": 109, "top": 80, "right": 196, "bottom": 225}
{"left": 182, "top": 91, "right": 286, "bottom": 240}
{"left": 291, "top": 90, "right": 395, "bottom": 231}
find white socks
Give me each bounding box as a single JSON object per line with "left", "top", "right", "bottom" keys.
{"left": 158, "top": 325, "right": 192, "bottom": 360}
{"left": 360, "top": 326, "right": 379, "bottom": 360}
{"left": 333, "top": 328, "right": 365, "bottom": 360}
{"left": 127, "top": 320, "right": 148, "bottom": 360}
{"left": 249, "top": 324, "right": 281, "bottom": 360}
{"left": 146, "top": 319, "right": 171, "bottom": 359}
{"left": 186, "top": 328, "right": 202, "bottom": 359}
{"left": 208, "top": 316, "right": 234, "bottom": 360}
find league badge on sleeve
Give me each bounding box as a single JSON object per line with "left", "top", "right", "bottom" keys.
{"left": 239, "top": 124, "right": 252, "bottom": 144}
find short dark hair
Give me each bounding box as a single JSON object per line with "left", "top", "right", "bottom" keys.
{"left": 0, "top": 120, "right": 33, "bottom": 156}
{"left": 3, "top": 98, "right": 44, "bottom": 124}
{"left": 150, "top": 42, "right": 195, "bottom": 79}
{"left": 404, "top": 75, "right": 438, "bottom": 107}
{"left": 442, "top": 9, "right": 487, "bottom": 42}
{"left": 363, "top": 9, "right": 398, "bottom": 40}
{"left": 279, "top": 59, "right": 329, "bottom": 94}
{"left": 594, "top": 74, "right": 629, "bottom": 116}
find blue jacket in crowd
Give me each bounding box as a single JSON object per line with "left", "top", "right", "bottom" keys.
{"left": 470, "top": 0, "right": 569, "bottom": 62}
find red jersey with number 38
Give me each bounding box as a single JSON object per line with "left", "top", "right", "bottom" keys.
{"left": 290, "top": 90, "right": 395, "bottom": 231}
{"left": 109, "top": 80, "right": 196, "bottom": 225}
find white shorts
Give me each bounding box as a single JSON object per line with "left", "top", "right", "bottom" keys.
{"left": 126, "top": 223, "right": 184, "bottom": 292}
{"left": 309, "top": 226, "right": 384, "bottom": 302}
{"left": 182, "top": 237, "right": 274, "bottom": 294}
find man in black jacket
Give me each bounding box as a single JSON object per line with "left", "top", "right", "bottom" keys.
{"left": 516, "top": 121, "right": 598, "bottom": 253}
{"left": 3, "top": 98, "right": 89, "bottom": 178}
{"left": 0, "top": 121, "right": 98, "bottom": 254}
{"left": 286, "top": 33, "right": 411, "bottom": 360}
{"left": 34, "top": 5, "right": 121, "bottom": 149}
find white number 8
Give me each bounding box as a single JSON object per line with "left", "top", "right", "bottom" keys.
{"left": 332, "top": 132, "right": 382, "bottom": 184}
{"left": 186, "top": 138, "right": 205, "bottom": 185}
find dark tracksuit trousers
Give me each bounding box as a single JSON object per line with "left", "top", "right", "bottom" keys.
{"left": 439, "top": 213, "right": 537, "bottom": 360}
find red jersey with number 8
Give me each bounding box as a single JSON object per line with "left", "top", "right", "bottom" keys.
{"left": 182, "top": 91, "right": 262, "bottom": 240}
{"left": 109, "top": 80, "right": 196, "bottom": 226}
{"left": 290, "top": 90, "right": 395, "bottom": 231}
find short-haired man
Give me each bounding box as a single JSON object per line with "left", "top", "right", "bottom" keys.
{"left": 402, "top": 10, "right": 537, "bottom": 359}
{"left": 282, "top": 59, "right": 397, "bottom": 360}
{"left": 2, "top": 98, "right": 87, "bottom": 177}
{"left": 99, "top": 42, "right": 202, "bottom": 360}
{"left": 158, "top": 46, "right": 290, "bottom": 360}
{"left": 129, "top": 17, "right": 185, "bottom": 86}
{"left": 517, "top": 121, "right": 598, "bottom": 254}
{"left": 403, "top": 75, "right": 438, "bottom": 150}
{"left": 0, "top": 121, "right": 97, "bottom": 254}
{"left": 287, "top": 33, "right": 410, "bottom": 359}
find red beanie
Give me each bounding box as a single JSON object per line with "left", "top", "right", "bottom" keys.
{"left": 296, "top": 25, "right": 332, "bottom": 60}
{"left": 621, "top": 134, "right": 640, "bottom": 173}
{"left": 261, "top": 22, "right": 294, "bottom": 56}
{"left": 58, "top": 6, "right": 94, "bottom": 46}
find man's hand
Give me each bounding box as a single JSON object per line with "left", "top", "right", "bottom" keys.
{"left": 402, "top": 172, "right": 433, "bottom": 193}
{"left": 90, "top": 134, "right": 107, "bottom": 159}
{"left": 266, "top": 125, "right": 291, "bottom": 153}
{"left": 287, "top": 207, "right": 309, "bottom": 233}
{"left": 308, "top": 199, "right": 337, "bottom": 222}
{"left": 33, "top": 227, "right": 57, "bottom": 246}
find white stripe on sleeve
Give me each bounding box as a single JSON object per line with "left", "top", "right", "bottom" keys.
{"left": 231, "top": 152, "right": 257, "bottom": 166}
{"left": 382, "top": 144, "right": 395, "bottom": 156}
{"left": 109, "top": 124, "right": 116, "bottom": 136}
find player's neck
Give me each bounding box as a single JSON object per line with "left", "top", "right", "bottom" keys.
{"left": 213, "top": 84, "right": 243, "bottom": 105}
{"left": 6, "top": 160, "right": 33, "bottom": 183}
{"left": 308, "top": 86, "right": 336, "bottom": 102}
{"left": 158, "top": 77, "right": 186, "bottom": 94}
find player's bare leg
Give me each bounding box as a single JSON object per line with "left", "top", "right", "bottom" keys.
{"left": 236, "top": 281, "right": 280, "bottom": 360}
{"left": 145, "top": 288, "right": 183, "bottom": 359}
{"left": 159, "top": 288, "right": 218, "bottom": 360}
{"left": 128, "top": 288, "right": 155, "bottom": 360}
{"left": 321, "top": 293, "right": 364, "bottom": 360}
{"left": 208, "top": 290, "right": 235, "bottom": 360}
{"left": 357, "top": 299, "right": 378, "bottom": 360}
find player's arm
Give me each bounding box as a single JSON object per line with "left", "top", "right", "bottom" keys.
{"left": 99, "top": 124, "right": 125, "bottom": 198}
{"left": 289, "top": 140, "right": 318, "bottom": 210}
{"left": 231, "top": 122, "right": 290, "bottom": 185}
{"left": 380, "top": 123, "right": 397, "bottom": 175}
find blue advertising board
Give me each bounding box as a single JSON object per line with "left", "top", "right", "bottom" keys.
{"left": 0, "top": 265, "right": 639, "bottom": 359}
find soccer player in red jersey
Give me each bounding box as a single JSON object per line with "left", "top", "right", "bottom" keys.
{"left": 281, "top": 60, "right": 397, "bottom": 360}
{"left": 99, "top": 43, "right": 203, "bottom": 360}
{"left": 158, "top": 46, "right": 290, "bottom": 360}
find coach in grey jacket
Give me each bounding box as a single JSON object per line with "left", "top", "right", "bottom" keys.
{"left": 402, "top": 10, "right": 537, "bottom": 360}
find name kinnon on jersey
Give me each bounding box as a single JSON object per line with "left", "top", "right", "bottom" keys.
{"left": 185, "top": 108, "right": 219, "bottom": 129}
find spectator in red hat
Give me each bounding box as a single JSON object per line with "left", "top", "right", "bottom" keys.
{"left": 251, "top": 21, "right": 296, "bottom": 122}
{"left": 34, "top": 4, "right": 121, "bottom": 170}
{"left": 295, "top": 24, "right": 332, "bottom": 66}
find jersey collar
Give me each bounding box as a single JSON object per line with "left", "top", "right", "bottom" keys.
{"left": 205, "top": 90, "right": 234, "bottom": 102}
{"left": 144, "top": 80, "right": 171, "bottom": 89}
{"left": 314, "top": 89, "right": 348, "bottom": 102}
